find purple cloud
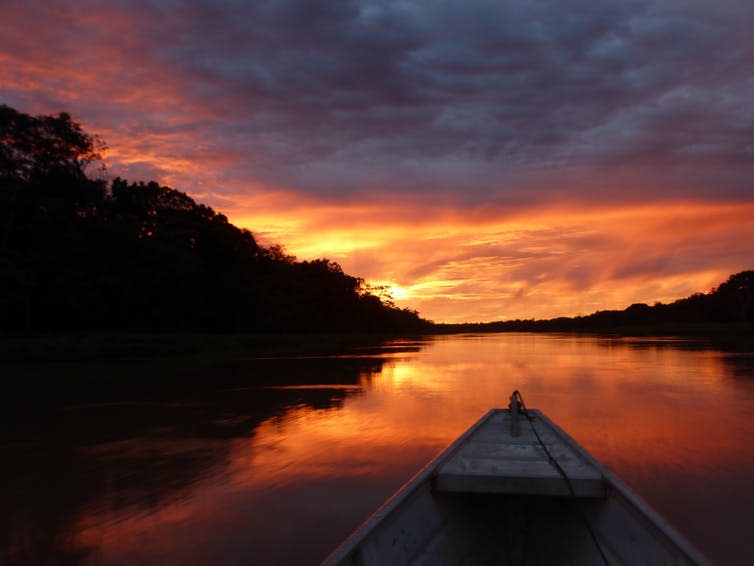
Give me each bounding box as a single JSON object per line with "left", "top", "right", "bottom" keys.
{"left": 2, "top": 0, "right": 753, "bottom": 203}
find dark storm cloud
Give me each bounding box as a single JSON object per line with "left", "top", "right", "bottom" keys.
{"left": 3, "top": 0, "right": 753, "bottom": 200}
{"left": 177, "top": 0, "right": 754, "bottom": 198}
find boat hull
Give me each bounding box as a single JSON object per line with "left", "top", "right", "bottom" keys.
{"left": 322, "top": 409, "right": 709, "bottom": 566}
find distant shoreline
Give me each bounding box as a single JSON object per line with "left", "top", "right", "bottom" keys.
{"left": 432, "top": 321, "right": 754, "bottom": 336}
{"left": 2, "top": 323, "right": 752, "bottom": 364}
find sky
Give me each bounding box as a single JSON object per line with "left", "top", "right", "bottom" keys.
{"left": 2, "top": 0, "right": 753, "bottom": 322}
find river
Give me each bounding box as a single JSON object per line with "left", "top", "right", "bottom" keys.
{"left": 3, "top": 333, "right": 754, "bottom": 564}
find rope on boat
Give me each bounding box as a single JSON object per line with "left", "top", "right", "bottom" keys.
{"left": 510, "top": 390, "right": 611, "bottom": 566}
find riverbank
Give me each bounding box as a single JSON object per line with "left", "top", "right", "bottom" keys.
{"left": 434, "top": 321, "right": 754, "bottom": 341}
{"left": 0, "top": 331, "right": 430, "bottom": 402}
{"left": 0, "top": 331, "right": 429, "bottom": 363}
{"left": 3, "top": 323, "right": 752, "bottom": 365}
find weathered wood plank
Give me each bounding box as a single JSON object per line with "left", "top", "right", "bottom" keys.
{"left": 434, "top": 410, "right": 605, "bottom": 497}
{"left": 440, "top": 457, "right": 600, "bottom": 478}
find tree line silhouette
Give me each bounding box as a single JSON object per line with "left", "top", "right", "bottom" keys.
{"left": 0, "top": 104, "right": 429, "bottom": 333}
{"left": 437, "top": 270, "right": 754, "bottom": 333}
{"left": 2, "top": 104, "right": 751, "bottom": 335}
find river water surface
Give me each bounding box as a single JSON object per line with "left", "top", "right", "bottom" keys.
{"left": 3, "top": 333, "right": 754, "bottom": 565}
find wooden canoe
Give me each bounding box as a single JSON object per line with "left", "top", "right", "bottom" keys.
{"left": 321, "top": 406, "right": 709, "bottom": 565}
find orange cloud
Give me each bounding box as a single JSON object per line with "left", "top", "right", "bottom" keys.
{"left": 3, "top": 2, "right": 753, "bottom": 324}
{"left": 221, "top": 193, "right": 754, "bottom": 323}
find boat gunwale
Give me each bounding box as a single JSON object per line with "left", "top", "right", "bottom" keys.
{"left": 320, "top": 408, "right": 499, "bottom": 565}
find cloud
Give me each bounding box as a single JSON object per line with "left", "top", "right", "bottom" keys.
{"left": 220, "top": 192, "right": 754, "bottom": 321}
{"left": 2, "top": 0, "right": 754, "bottom": 321}
{"left": 3, "top": 0, "right": 753, "bottom": 202}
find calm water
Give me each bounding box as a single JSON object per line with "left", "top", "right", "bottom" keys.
{"left": 3, "top": 333, "right": 754, "bottom": 565}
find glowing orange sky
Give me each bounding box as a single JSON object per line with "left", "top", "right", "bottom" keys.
{"left": 220, "top": 192, "right": 754, "bottom": 322}
{"left": 2, "top": 1, "right": 753, "bottom": 322}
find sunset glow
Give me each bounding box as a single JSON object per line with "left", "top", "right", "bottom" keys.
{"left": 225, "top": 195, "right": 754, "bottom": 322}
{"left": 3, "top": 1, "right": 753, "bottom": 322}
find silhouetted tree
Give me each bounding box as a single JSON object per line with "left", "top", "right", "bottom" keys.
{"left": 436, "top": 271, "right": 754, "bottom": 334}
{"left": 1, "top": 105, "right": 107, "bottom": 329}
{"left": 711, "top": 271, "right": 754, "bottom": 322}
{"left": 1, "top": 104, "right": 429, "bottom": 333}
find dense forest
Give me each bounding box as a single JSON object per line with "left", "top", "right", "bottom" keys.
{"left": 437, "top": 270, "right": 754, "bottom": 333}
{"left": 0, "top": 104, "right": 429, "bottom": 333}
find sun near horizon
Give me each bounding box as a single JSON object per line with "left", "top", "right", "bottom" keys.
{"left": 2, "top": 0, "right": 753, "bottom": 324}
{"left": 224, "top": 195, "right": 752, "bottom": 324}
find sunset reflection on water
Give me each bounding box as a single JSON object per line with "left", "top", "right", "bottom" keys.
{"left": 5, "top": 334, "right": 754, "bottom": 565}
